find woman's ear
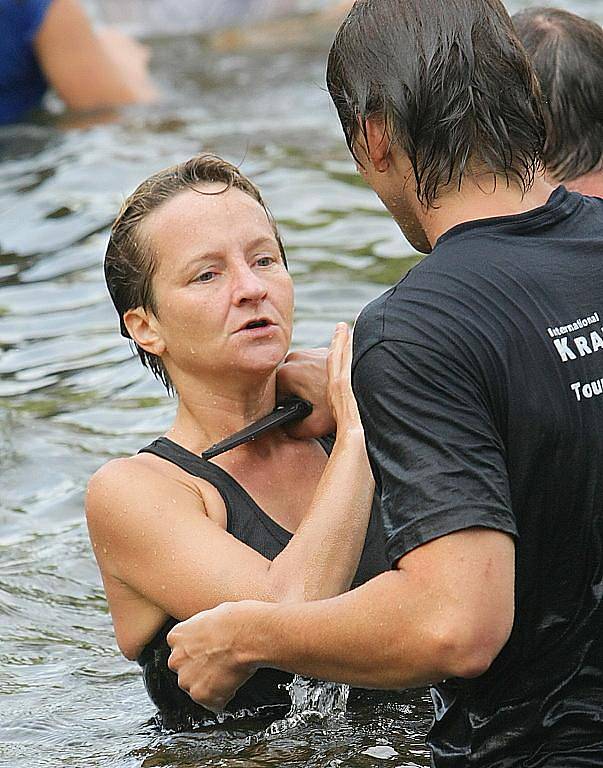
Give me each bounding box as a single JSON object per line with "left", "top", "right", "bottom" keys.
{"left": 123, "top": 307, "right": 166, "bottom": 356}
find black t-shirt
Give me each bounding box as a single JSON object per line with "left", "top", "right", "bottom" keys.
{"left": 352, "top": 187, "right": 603, "bottom": 767}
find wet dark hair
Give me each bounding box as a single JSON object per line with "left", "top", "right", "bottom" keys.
{"left": 326, "top": 0, "right": 546, "bottom": 206}
{"left": 104, "top": 154, "right": 287, "bottom": 394}
{"left": 513, "top": 7, "right": 603, "bottom": 183}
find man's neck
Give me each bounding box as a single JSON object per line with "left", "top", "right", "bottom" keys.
{"left": 420, "top": 175, "right": 555, "bottom": 248}
{"left": 563, "top": 169, "right": 603, "bottom": 199}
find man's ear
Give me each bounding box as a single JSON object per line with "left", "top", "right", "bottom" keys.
{"left": 123, "top": 306, "right": 166, "bottom": 356}
{"left": 364, "top": 116, "right": 391, "bottom": 172}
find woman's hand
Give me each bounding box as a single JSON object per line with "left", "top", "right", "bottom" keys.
{"left": 327, "top": 323, "right": 364, "bottom": 437}
{"left": 276, "top": 325, "right": 365, "bottom": 440}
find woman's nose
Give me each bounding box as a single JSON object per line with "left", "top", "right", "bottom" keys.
{"left": 231, "top": 265, "right": 268, "bottom": 305}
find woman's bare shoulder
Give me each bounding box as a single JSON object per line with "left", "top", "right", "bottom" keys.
{"left": 87, "top": 453, "right": 152, "bottom": 493}
{"left": 86, "top": 452, "right": 193, "bottom": 522}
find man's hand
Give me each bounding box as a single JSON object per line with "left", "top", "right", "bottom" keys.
{"left": 277, "top": 348, "right": 336, "bottom": 438}
{"left": 166, "top": 602, "right": 259, "bottom": 713}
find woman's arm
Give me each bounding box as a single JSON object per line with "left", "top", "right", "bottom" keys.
{"left": 86, "top": 325, "right": 375, "bottom": 659}
{"left": 34, "top": 0, "right": 157, "bottom": 112}
{"left": 266, "top": 323, "right": 374, "bottom": 602}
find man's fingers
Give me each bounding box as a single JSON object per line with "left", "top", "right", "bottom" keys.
{"left": 167, "top": 647, "right": 179, "bottom": 673}
{"left": 166, "top": 620, "right": 179, "bottom": 643}
{"left": 189, "top": 685, "right": 228, "bottom": 713}
{"left": 164, "top": 612, "right": 248, "bottom": 714}
{"left": 167, "top": 642, "right": 227, "bottom": 711}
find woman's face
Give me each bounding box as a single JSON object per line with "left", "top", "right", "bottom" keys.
{"left": 141, "top": 185, "right": 294, "bottom": 385}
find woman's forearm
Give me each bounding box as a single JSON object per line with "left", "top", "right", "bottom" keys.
{"left": 35, "top": 0, "right": 157, "bottom": 112}
{"left": 267, "top": 429, "right": 375, "bottom": 602}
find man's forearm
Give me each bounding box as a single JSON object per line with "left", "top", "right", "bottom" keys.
{"left": 242, "top": 570, "right": 463, "bottom": 689}
{"left": 168, "top": 528, "right": 514, "bottom": 709}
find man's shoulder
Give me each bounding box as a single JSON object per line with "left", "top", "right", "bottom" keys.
{"left": 354, "top": 243, "right": 493, "bottom": 351}
{"left": 354, "top": 282, "right": 416, "bottom": 361}
{"left": 354, "top": 195, "right": 603, "bottom": 363}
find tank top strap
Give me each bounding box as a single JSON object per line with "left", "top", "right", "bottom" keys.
{"left": 139, "top": 436, "right": 234, "bottom": 489}
{"left": 137, "top": 436, "right": 292, "bottom": 552}
{"left": 316, "top": 433, "right": 335, "bottom": 454}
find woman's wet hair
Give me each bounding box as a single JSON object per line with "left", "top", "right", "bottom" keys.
{"left": 104, "top": 154, "right": 287, "bottom": 394}
{"left": 326, "top": 0, "right": 546, "bottom": 206}
{"left": 513, "top": 7, "right": 603, "bottom": 184}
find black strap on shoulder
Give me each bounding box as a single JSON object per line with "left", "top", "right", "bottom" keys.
{"left": 201, "top": 397, "right": 313, "bottom": 460}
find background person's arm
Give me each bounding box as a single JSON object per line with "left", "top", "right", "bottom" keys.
{"left": 167, "top": 526, "right": 515, "bottom": 711}
{"left": 34, "top": 0, "right": 157, "bottom": 112}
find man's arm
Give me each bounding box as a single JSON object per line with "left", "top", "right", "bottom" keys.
{"left": 168, "top": 526, "right": 514, "bottom": 711}
{"left": 169, "top": 335, "right": 518, "bottom": 710}
{"left": 277, "top": 348, "right": 334, "bottom": 438}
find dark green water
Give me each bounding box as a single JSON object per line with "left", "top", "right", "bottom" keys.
{"left": 1, "top": 2, "right": 601, "bottom": 765}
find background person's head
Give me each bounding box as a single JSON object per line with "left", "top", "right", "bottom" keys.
{"left": 513, "top": 7, "right": 603, "bottom": 195}
{"left": 104, "top": 154, "right": 290, "bottom": 395}
{"left": 326, "top": 0, "right": 546, "bottom": 243}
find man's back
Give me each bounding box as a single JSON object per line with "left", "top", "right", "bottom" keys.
{"left": 353, "top": 187, "right": 603, "bottom": 765}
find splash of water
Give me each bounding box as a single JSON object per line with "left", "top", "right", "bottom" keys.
{"left": 286, "top": 675, "right": 349, "bottom": 718}
{"left": 251, "top": 675, "right": 350, "bottom": 742}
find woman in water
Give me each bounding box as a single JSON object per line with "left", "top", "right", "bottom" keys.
{"left": 86, "top": 153, "right": 388, "bottom": 729}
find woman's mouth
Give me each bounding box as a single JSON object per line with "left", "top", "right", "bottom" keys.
{"left": 235, "top": 318, "right": 277, "bottom": 335}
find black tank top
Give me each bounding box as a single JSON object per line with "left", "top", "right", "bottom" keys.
{"left": 136, "top": 435, "right": 388, "bottom": 729}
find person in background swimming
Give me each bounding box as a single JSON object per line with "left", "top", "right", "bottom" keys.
{"left": 86, "top": 153, "right": 389, "bottom": 729}
{"left": 513, "top": 7, "right": 603, "bottom": 198}
{"left": 0, "top": 0, "right": 157, "bottom": 125}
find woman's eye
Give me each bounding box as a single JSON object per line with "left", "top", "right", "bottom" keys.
{"left": 256, "top": 255, "right": 275, "bottom": 267}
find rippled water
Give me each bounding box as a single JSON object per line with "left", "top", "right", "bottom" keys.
{"left": 1, "top": 3, "right": 602, "bottom": 766}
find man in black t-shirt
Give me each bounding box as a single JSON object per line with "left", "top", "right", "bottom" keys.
{"left": 165, "top": 1, "right": 603, "bottom": 764}
{"left": 352, "top": 185, "right": 603, "bottom": 765}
